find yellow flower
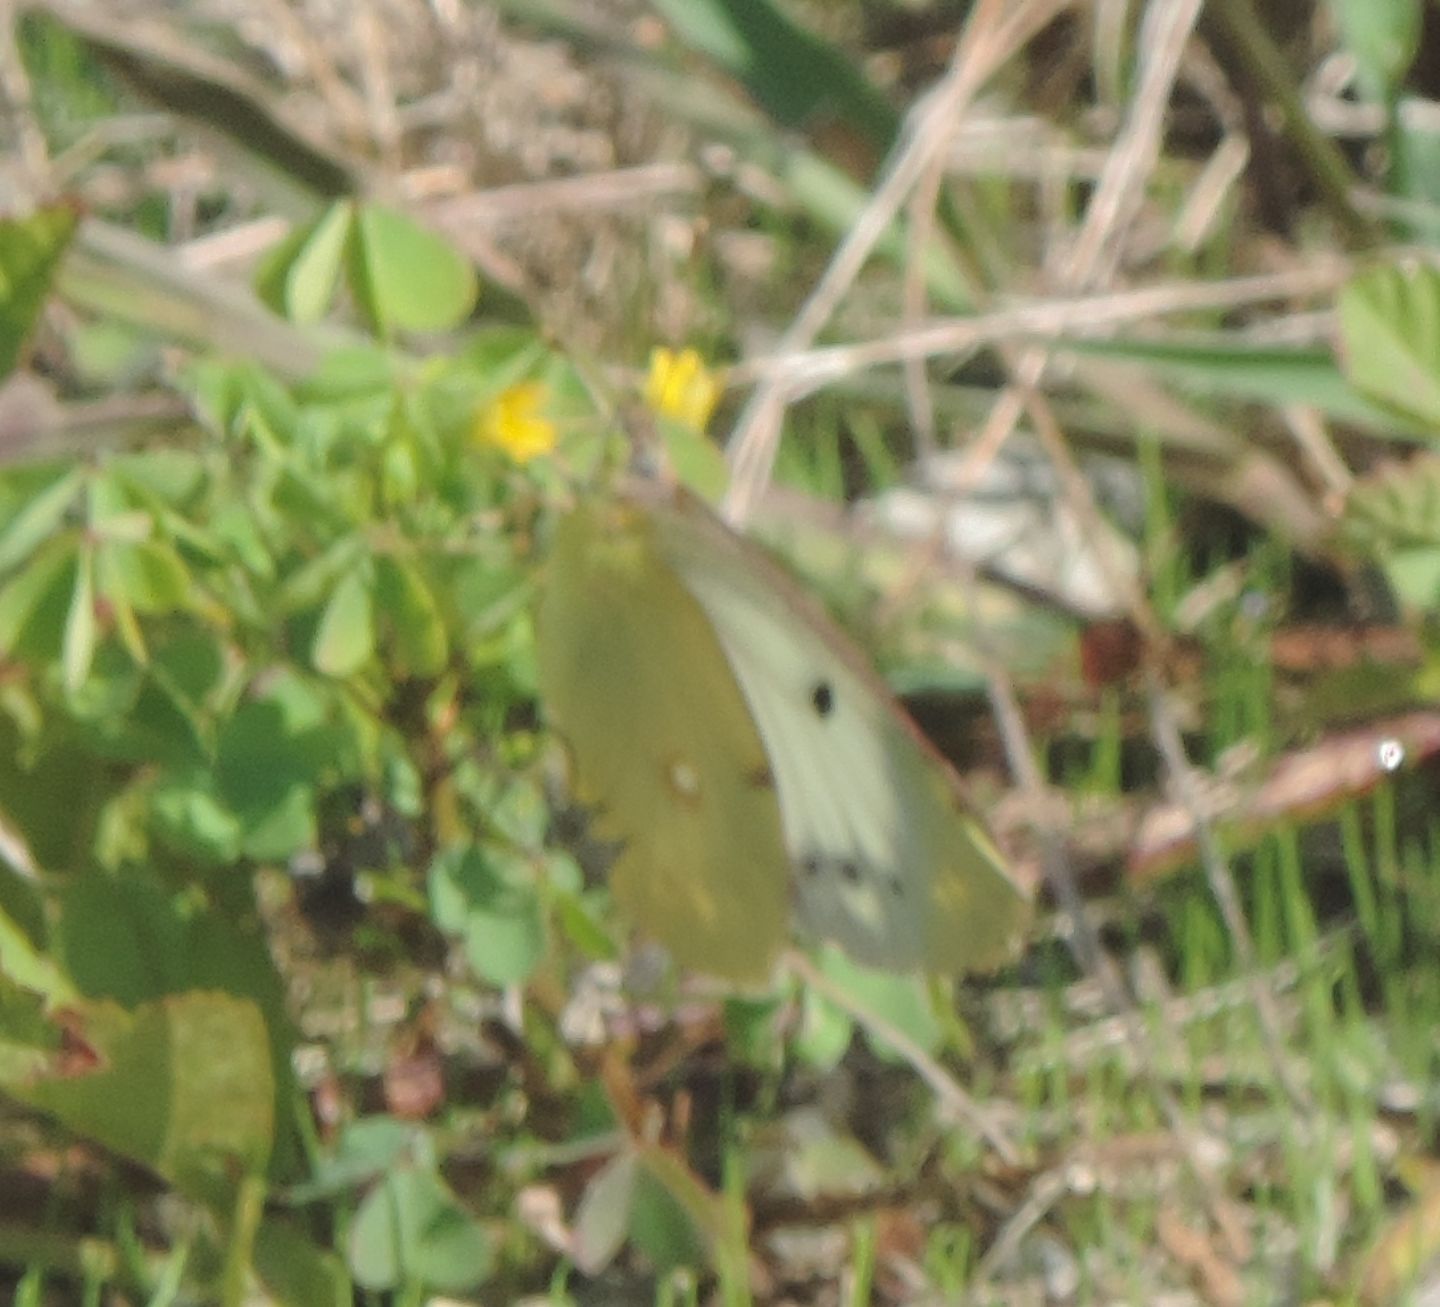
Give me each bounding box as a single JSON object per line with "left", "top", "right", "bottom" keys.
{"left": 643, "top": 347, "right": 720, "bottom": 431}
{"left": 474, "top": 381, "right": 556, "bottom": 464}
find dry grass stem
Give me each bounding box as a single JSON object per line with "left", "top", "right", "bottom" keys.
{"left": 724, "top": 0, "right": 1077, "bottom": 522}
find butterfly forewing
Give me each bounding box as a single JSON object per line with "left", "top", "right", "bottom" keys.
{"left": 649, "top": 490, "right": 1030, "bottom": 975}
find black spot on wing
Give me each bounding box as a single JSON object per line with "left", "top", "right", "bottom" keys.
{"left": 796, "top": 850, "right": 889, "bottom": 890}
{"left": 810, "top": 680, "right": 834, "bottom": 718}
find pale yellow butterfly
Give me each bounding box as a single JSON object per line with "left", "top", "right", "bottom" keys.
{"left": 536, "top": 478, "right": 1030, "bottom": 985}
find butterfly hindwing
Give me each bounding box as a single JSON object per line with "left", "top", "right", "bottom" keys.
{"left": 537, "top": 500, "right": 791, "bottom": 983}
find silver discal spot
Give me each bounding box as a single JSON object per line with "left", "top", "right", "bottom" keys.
{"left": 666, "top": 758, "right": 702, "bottom": 801}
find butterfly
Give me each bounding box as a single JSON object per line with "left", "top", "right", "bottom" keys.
{"left": 536, "top": 478, "right": 1030, "bottom": 985}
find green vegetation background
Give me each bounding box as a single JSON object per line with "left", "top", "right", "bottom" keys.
{"left": 3, "top": 0, "right": 1440, "bottom": 1303}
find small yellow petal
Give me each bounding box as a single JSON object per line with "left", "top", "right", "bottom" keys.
{"left": 644, "top": 347, "right": 720, "bottom": 431}
{"left": 474, "top": 381, "right": 557, "bottom": 465}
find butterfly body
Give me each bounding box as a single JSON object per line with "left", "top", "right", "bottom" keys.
{"left": 537, "top": 480, "right": 1029, "bottom": 984}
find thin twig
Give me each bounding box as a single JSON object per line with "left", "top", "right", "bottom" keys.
{"left": 925, "top": 0, "right": 1208, "bottom": 565}
{"left": 948, "top": 0, "right": 1209, "bottom": 510}
{"left": 900, "top": 148, "right": 950, "bottom": 462}
{"left": 1063, "top": 0, "right": 1208, "bottom": 290}
{"left": 357, "top": 1, "right": 401, "bottom": 169}
{"left": 0, "top": 0, "right": 52, "bottom": 185}
{"left": 1144, "top": 674, "right": 1316, "bottom": 1113}
{"left": 723, "top": 0, "right": 1076, "bottom": 523}
{"left": 423, "top": 162, "right": 703, "bottom": 227}
{"left": 1204, "top": 0, "right": 1374, "bottom": 244}
{"left": 983, "top": 643, "right": 1249, "bottom": 1261}
{"left": 973, "top": 1167, "right": 1071, "bottom": 1287}
{"left": 726, "top": 262, "right": 1349, "bottom": 390}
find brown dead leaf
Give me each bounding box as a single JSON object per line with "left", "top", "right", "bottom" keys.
{"left": 1156, "top": 1203, "right": 1245, "bottom": 1307}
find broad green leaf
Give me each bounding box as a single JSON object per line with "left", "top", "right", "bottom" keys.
{"left": 0, "top": 971, "right": 59, "bottom": 1082}
{"left": 0, "top": 887, "right": 73, "bottom": 1005}
{"left": 816, "top": 946, "right": 942, "bottom": 1062}
{"left": 57, "top": 874, "right": 188, "bottom": 1006}
{"left": 211, "top": 695, "right": 323, "bottom": 860}
{"left": 56, "top": 872, "right": 291, "bottom": 1018}
{"left": 0, "top": 537, "right": 76, "bottom": 655}
{"left": 152, "top": 627, "right": 226, "bottom": 703}
{"left": 210, "top": 502, "right": 275, "bottom": 578}
{"left": 254, "top": 1219, "right": 350, "bottom": 1307}
{"left": 103, "top": 635, "right": 220, "bottom": 771}
{"left": 651, "top": 0, "right": 897, "bottom": 149}
{"left": 482, "top": 776, "right": 549, "bottom": 847}
{"left": 61, "top": 543, "right": 96, "bottom": 692}
{"left": 1393, "top": 99, "right": 1440, "bottom": 242}
{"left": 214, "top": 685, "right": 332, "bottom": 816}
{"left": 295, "top": 344, "right": 399, "bottom": 402}
{"left": 461, "top": 901, "right": 544, "bottom": 989}
{"left": 428, "top": 845, "right": 545, "bottom": 986}
{"left": 551, "top": 890, "right": 618, "bottom": 962}
{"left": 149, "top": 781, "right": 243, "bottom": 865}
{"left": 0, "top": 712, "right": 106, "bottom": 873}
{"left": 312, "top": 565, "right": 375, "bottom": 676}
{"left": 186, "top": 356, "right": 302, "bottom": 445}
{"left": 85, "top": 468, "right": 150, "bottom": 533}
{"left": 449, "top": 559, "right": 533, "bottom": 652}
{"left": 280, "top": 536, "right": 366, "bottom": 612}
{"left": 348, "top": 1166, "right": 493, "bottom": 1294}
{"left": 1382, "top": 547, "right": 1440, "bottom": 609}
{"left": 94, "top": 542, "right": 147, "bottom": 665}
{"left": 237, "top": 784, "right": 316, "bottom": 862}
{"left": 349, "top": 204, "right": 477, "bottom": 336}
{"left": 1330, "top": 0, "right": 1420, "bottom": 99}
{"left": 287, "top": 1116, "right": 422, "bottom": 1204}
{"left": 101, "top": 539, "right": 191, "bottom": 614}
{"left": 374, "top": 556, "right": 448, "bottom": 677}
{"left": 1345, "top": 453, "right": 1440, "bottom": 595}
{"left": 110, "top": 447, "right": 206, "bottom": 504}
{"left": 572, "top": 1149, "right": 639, "bottom": 1273}
{"left": 256, "top": 201, "right": 354, "bottom": 324}
{"left": 749, "top": 1108, "right": 886, "bottom": 1202}
{"left": 794, "top": 979, "right": 854, "bottom": 1070}
{"left": 0, "top": 466, "right": 82, "bottom": 572}
{"left": 10, "top": 991, "right": 274, "bottom": 1207}
{"left": 381, "top": 435, "right": 420, "bottom": 507}
{"left": 723, "top": 994, "right": 785, "bottom": 1069}
{"left": 632, "top": 1145, "right": 734, "bottom": 1272}
{"left": 455, "top": 325, "right": 549, "bottom": 379}
{"left": 1338, "top": 262, "right": 1440, "bottom": 431}
{"left": 0, "top": 203, "right": 81, "bottom": 377}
